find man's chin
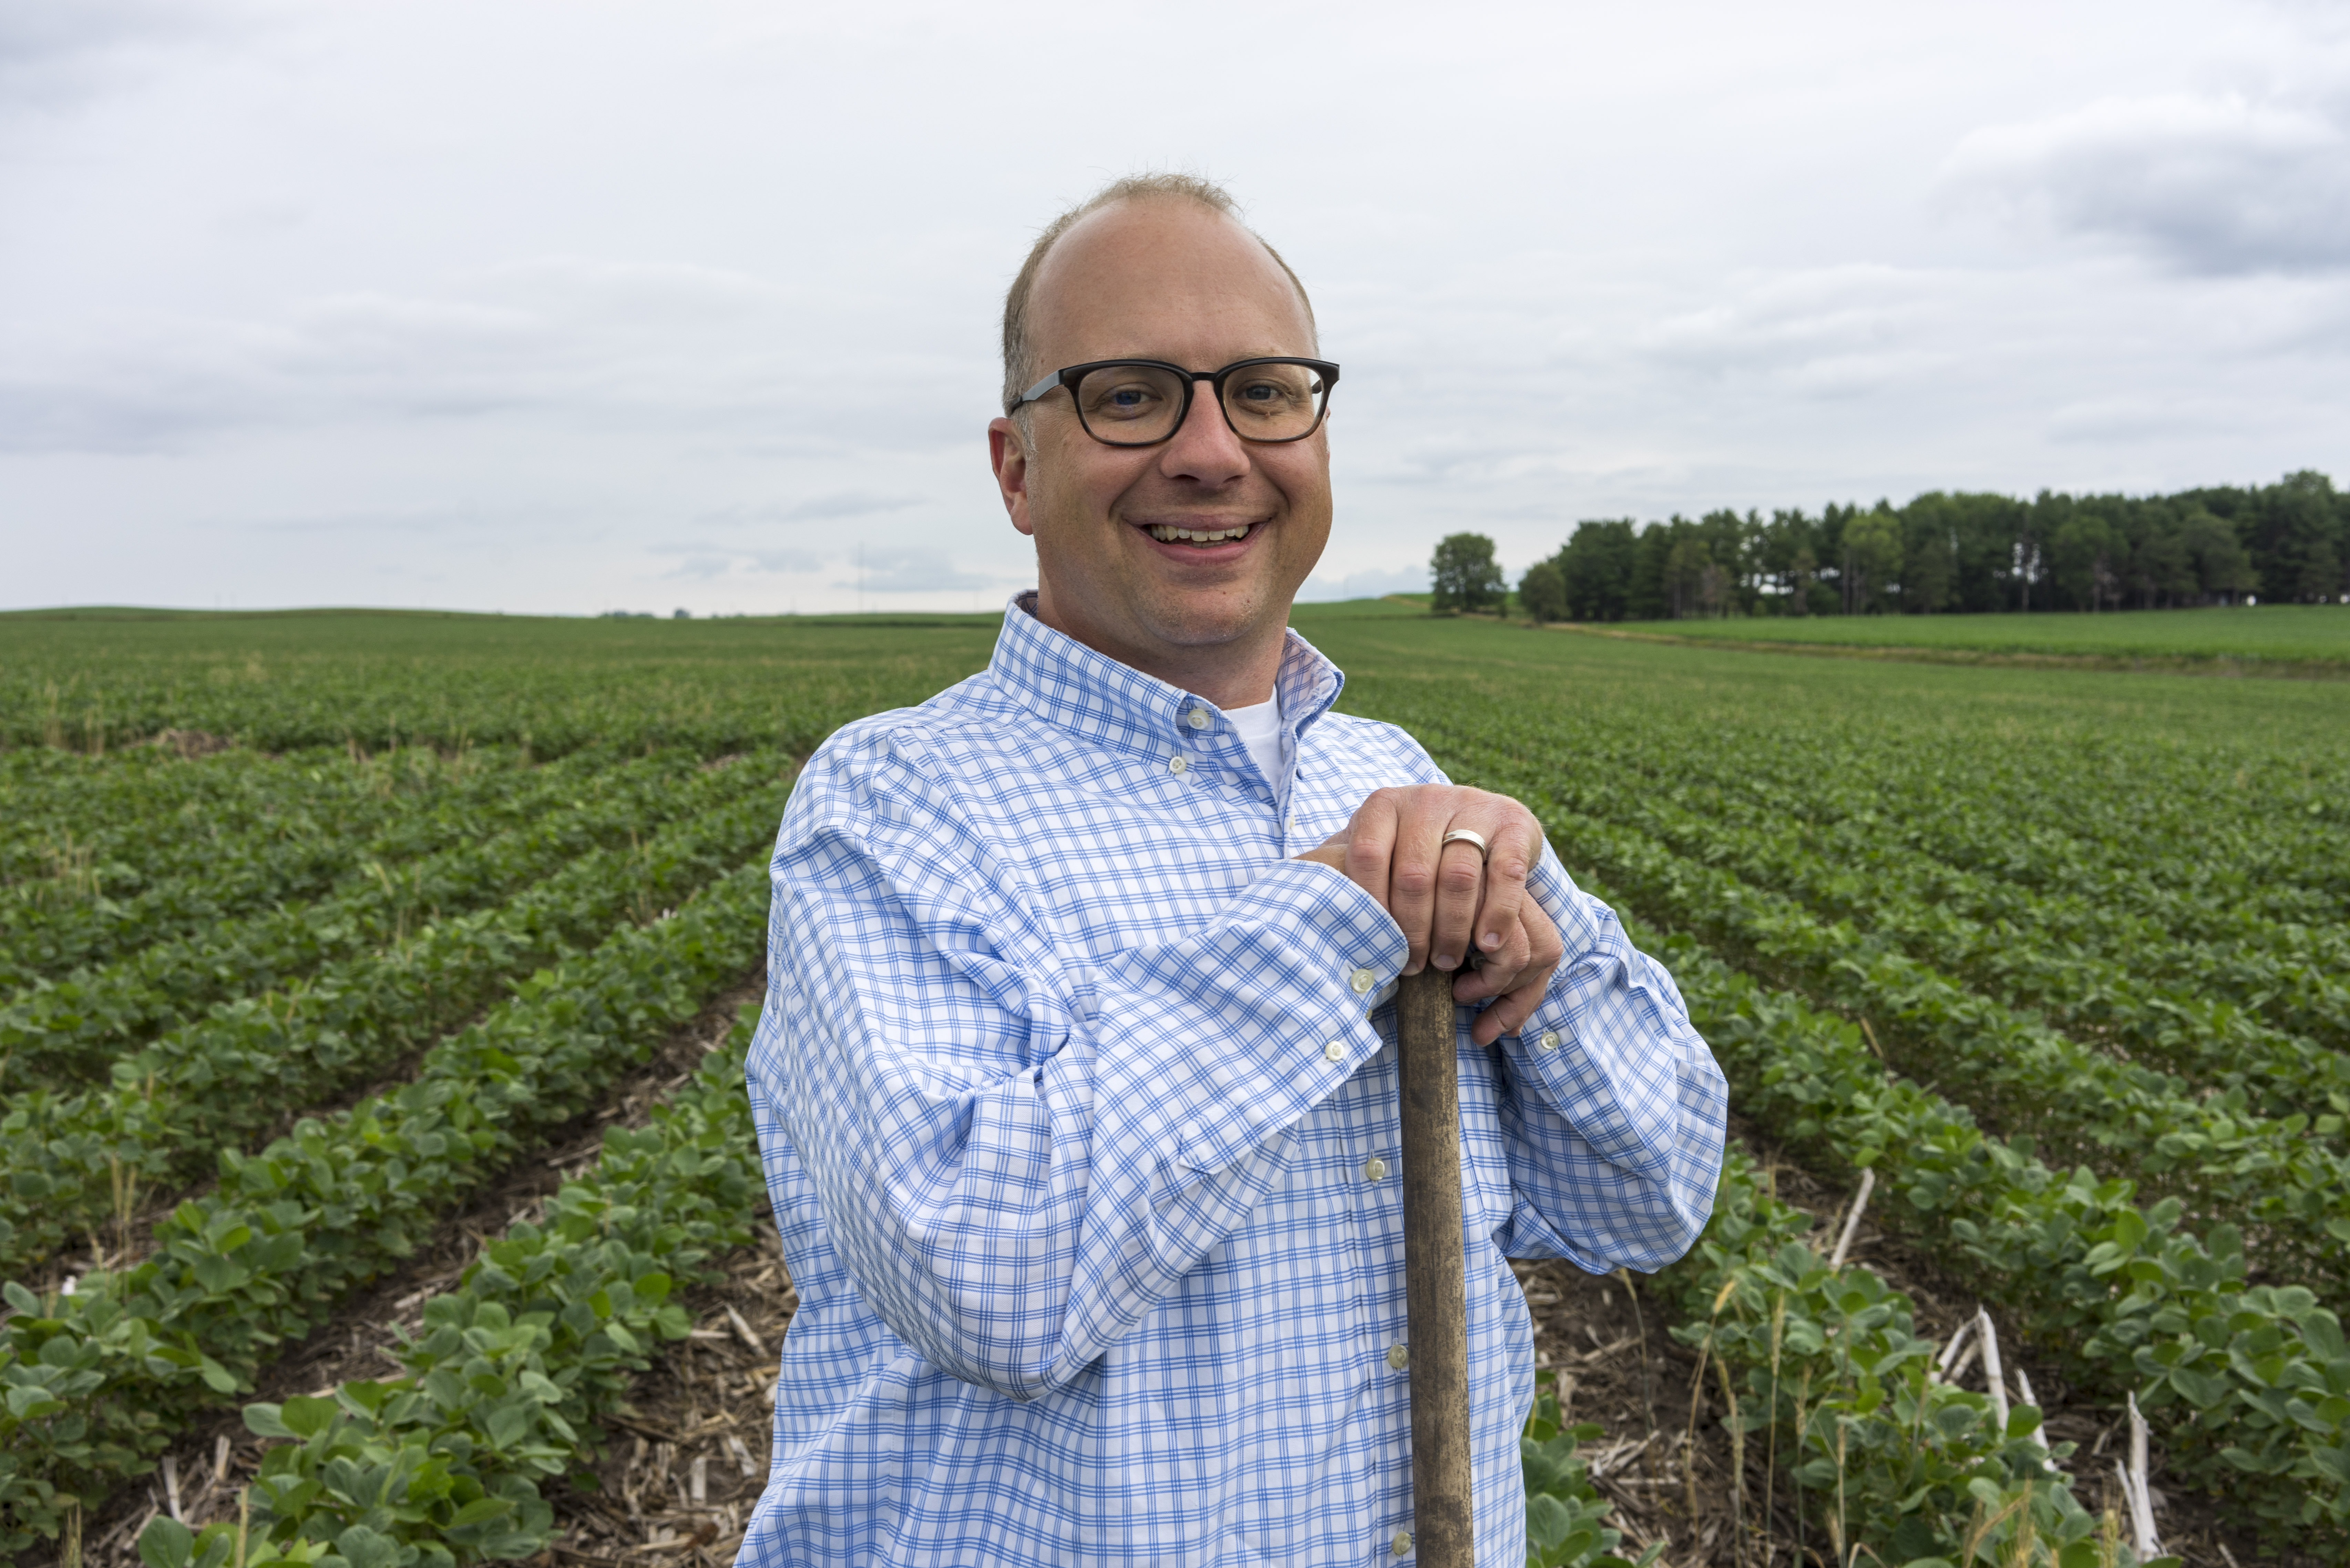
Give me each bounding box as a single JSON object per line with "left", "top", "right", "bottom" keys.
{"left": 1135, "top": 587, "right": 1287, "bottom": 651}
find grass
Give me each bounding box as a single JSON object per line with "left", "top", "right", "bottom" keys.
{"left": 1580, "top": 603, "right": 2350, "bottom": 669}
{"left": 1298, "top": 608, "right": 2350, "bottom": 753}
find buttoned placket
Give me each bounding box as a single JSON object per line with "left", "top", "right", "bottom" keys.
{"left": 1345, "top": 1001, "right": 1414, "bottom": 1544}
{"left": 1171, "top": 696, "right": 1299, "bottom": 873}
{"left": 1177, "top": 694, "right": 1297, "bottom": 818}
{"left": 1174, "top": 673, "right": 1420, "bottom": 1551}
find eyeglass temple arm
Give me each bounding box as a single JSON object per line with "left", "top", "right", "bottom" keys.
{"left": 1015, "top": 370, "right": 1068, "bottom": 409}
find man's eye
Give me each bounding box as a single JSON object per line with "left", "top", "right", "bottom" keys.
{"left": 1091, "top": 384, "right": 1162, "bottom": 417}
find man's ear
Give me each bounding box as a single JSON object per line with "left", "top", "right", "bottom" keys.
{"left": 988, "top": 416, "right": 1035, "bottom": 538}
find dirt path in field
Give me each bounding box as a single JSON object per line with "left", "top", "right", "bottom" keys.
{"left": 67, "top": 972, "right": 769, "bottom": 1568}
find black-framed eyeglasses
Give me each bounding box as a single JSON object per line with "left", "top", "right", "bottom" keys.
{"left": 1014, "top": 357, "right": 1340, "bottom": 447}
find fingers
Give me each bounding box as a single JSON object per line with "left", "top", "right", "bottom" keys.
{"left": 1467, "top": 971, "right": 1553, "bottom": 1046}
{"left": 1347, "top": 787, "right": 1448, "bottom": 974}
{"left": 1456, "top": 895, "right": 1564, "bottom": 1046}
{"left": 1341, "top": 791, "right": 1403, "bottom": 912}
{"left": 1338, "top": 786, "right": 1545, "bottom": 975}
{"left": 1427, "top": 836, "right": 1485, "bottom": 973}
{"left": 1469, "top": 810, "right": 1542, "bottom": 962}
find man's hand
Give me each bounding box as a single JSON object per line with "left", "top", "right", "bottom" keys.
{"left": 1295, "top": 785, "right": 1564, "bottom": 1045}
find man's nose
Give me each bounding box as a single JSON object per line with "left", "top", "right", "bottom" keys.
{"left": 1156, "top": 378, "right": 1250, "bottom": 485}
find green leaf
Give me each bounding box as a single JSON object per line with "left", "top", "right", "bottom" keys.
{"left": 1526, "top": 1492, "right": 1572, "bottom": 1550}
{"left": 280, "top": 1394, "right": 341, "bottom": 1436}
{"left": 138, "top": 1516, "right": 195, "bottom": 1568}
{"left": 334, "top": 1525, "right": 403, "bottom": 1568}
{"left": 244, "top": 1402, "right": 296, "bottom": 1438}
{"left": 2169, "top": 1367, "right": 2233, "bottom": 1410}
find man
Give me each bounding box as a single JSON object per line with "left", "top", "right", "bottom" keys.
{"left": 740, "top": 174, "right": 1726, "bottom": 1566}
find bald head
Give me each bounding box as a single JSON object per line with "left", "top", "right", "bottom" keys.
{"left": 1000, "top": 173, "right": 1317, "bottom": 415}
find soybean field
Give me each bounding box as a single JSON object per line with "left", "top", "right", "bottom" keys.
{"left": 2, "top": 605, "right": 2345, "bottom": 1568}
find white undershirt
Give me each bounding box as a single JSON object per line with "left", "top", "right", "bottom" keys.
{"left": 1224, "top": 692, "right": 1287, "bottom": 787}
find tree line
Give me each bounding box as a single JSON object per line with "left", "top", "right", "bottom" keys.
{"left": 1429, "top": 471, "right": 2350, "bottom": 621}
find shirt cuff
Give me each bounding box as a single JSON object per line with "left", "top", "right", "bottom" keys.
{"left": 1151, "top": 858, "right": 1406, "bottom": 1173}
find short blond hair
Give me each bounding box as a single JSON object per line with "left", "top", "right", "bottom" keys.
{"left": 999, "top": 173, "right": 1318, "bottom": 415}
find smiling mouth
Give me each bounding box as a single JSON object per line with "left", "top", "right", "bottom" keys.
{"left": 1143, "top": 522, "right": 1256, "bottom": 545}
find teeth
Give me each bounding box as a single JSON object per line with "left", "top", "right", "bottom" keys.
{"left": 1147, "top": 524, "right": 1253, "bottom": 543}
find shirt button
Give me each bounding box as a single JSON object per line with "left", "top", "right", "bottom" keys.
{"left": 1285, "top": 814, "right": 1297, "bottom": 833}
{"left": 1362, "top": 1156, "right": 1387, "bottom": 1182}
{"left": 1392, "top": 1528, "right": 1412, "bottom": 1556}
{"left": 1324, "top": 1040, "right": 1345, "bottom": 1063}
{"left": 1187, "top": 706, "right": 1212, "bottom": 730}
{"left": 1349, "top": 967, "right": 1376, "bottom": 994}
{"left": 1538, "top": 1030, "right": 1561, "bottom": 1052}
{"left": 1386, "top": 1343, "right": 1408, "bottom": 1371}
{"left": 1167, "top": 755, "right": 1188, "bottom": 776}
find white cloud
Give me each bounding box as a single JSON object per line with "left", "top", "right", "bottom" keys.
{"left": 838, "top": 548, "right": 1004, "bottom": 594}
{"left": 1942, "top": 90, "right": 2350, "bottom": 274}
{"left": 0, "top": 0, "right": 257, "bottom": 111}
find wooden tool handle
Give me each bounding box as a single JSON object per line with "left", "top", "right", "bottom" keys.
{"left": 1397, "top": 962, "right": 1475, "bottom": 1565}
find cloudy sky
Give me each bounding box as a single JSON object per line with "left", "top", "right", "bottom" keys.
{"left": 5, "top": 0, "right": 2348, "bottom": 615}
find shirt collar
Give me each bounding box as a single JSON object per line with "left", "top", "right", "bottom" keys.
{"left": 989, "top": 590, "right": 1346, "bottom": 760}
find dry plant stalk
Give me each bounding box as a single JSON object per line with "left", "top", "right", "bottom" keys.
{"left": 1829, "top": 1169, "right": 1875, "bottom": 1271}
{"left": 1715, "top": 1355, "right": 1747, "bottom": 1568}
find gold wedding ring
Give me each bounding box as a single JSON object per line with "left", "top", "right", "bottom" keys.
{"left": 1440, "top": 828, "right": 1489, "bottom": 859}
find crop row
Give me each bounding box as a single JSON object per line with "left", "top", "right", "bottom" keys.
{"left": 0, "top": 862, "right": 769, "bottom": 1564}
{"left": 0, "top": 743, "right": 518, "bottom": 917}
{"left": 1584, "top": 721, "right": 2345, "bottom": 931}
{"left": 1, "top": 745, "right": 584, "bottom": 994}
{"left": 1384, "top": 704, "right": 2350, "bottom": 1276}
{"left": 0, "top": 745, "right": 382, "bottom": 883}
{"left": 125, "top": 1005, "right": 772, "bottom": 1568}
{"left": 1527, "top": 800, "right": 2350, "bottom": 1297}
{"left": 1660, "top": 1158, "right": 2106, "bottom": 1567}
{"left": 1710, "top": 788, "right": 2348, "bottom": 1054}
{"left": 116, "top": 1052, "right": 2110, "bottom": 1568}
{"left": 1410, "top": 679, "right": 2348, "bottom": 933}
{"left": 1, "top": 749, "right": 758, "bottom": 1094}
{"left": 1547, "top": 768, "right": 2350, "bottom": 1118}
{"left": 1528, "top": 1147, "right": 2111, "bottom": 1568}
{"left": 1563, "top": 747, "right": 2350, "bottom": 1051}
{"left": 1574, "top": 874, "right": 2350, "bottom": 1551}
{"left": 0, "top": 778, "right": 786, "bottom": 1279}
{"left": 1646, "top": 719, "right": 2349, "bottom": 916}
{"left": 1, "top": 622, "right": 1002, "bottom": 759}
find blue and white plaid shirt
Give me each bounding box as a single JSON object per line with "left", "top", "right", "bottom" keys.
{"left": 741, "top": 596, "right": 1726, "bottom": 1567}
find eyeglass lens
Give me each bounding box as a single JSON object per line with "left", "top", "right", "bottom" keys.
{"left": 1072, "top": 362, "right": 1328, "bottom": 445}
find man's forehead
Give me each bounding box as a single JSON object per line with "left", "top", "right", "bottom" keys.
{"left": 1026, "top": 199, "right": 1314, "bottom": 357}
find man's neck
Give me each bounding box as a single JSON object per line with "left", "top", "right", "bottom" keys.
{"left": 1028, "top": 588, "right": 1286, "bottom": 710}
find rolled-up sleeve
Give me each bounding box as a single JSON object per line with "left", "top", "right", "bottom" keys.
{"left": 759, "top": 726, "right": 1410, "bottom": 1402}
